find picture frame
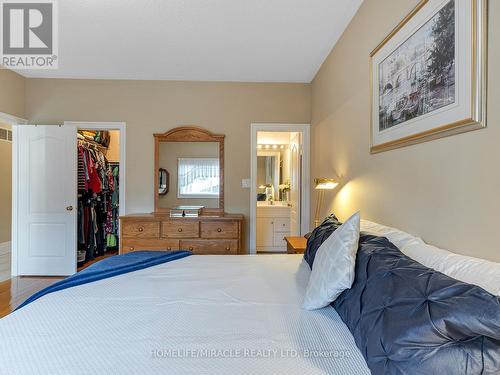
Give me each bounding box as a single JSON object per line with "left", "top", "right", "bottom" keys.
{"left": 370, "top": 0, "right": 488, "bottom": 153}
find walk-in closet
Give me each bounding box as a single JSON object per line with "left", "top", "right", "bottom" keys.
{"left": 77, "top": 130, "right": 120, "bottom": 267}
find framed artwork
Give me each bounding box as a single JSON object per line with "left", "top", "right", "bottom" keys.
{"left": 370, "top": 0, "right": 487, "bottom": 153}
{"left": 158, "top": 168, "right": 170, "bottom": 195}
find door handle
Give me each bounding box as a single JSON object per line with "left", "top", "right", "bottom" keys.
{"left": 66, "top": 206, "right": 74, "bottom": 211}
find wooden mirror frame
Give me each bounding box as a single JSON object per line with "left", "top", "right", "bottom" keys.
{"left": 154, "top": 126, "right": 225, "bottom": 214}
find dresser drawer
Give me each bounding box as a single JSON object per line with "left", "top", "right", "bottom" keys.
{"left": 121, "top": 239, "right": 180, "bottom": 254}
{"left": 180, "top": 240, "right": 238, "bottom": 255}
{"left": 274, "top": 218, "right": 290, "bottom": 233}
{"left": 162, "top": 221, "right": 200, "bottom": 238}
{"left": 122, "top": 221, "right": 160, "bottom": 238}
{"left": 201, "top": 221, "right": 239, "bottom": 239}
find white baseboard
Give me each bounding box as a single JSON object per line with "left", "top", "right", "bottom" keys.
{"left": 0, "top": 241, "right": 11, "bottom": 256}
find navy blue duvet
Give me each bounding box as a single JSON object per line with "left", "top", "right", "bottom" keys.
{"left": 332, "top": 234, "right": 500, "bottom": 375}
{"left": 17, "top": 250, "right": 192, "bottom": 310}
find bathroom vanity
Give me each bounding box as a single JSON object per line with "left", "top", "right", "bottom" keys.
{"left": 256, "top": 202, "right": 291, "bottom": 252}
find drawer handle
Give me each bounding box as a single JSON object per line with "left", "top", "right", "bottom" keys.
{"left": 129, "top": 247, "right": 135, "bottom": 251}
{"left": 217, "top": 228, "right": 222, "bottom": 233}
{"left": 167, "top": 247, "right": 171, "bottom": 250}
{"left": 138, "top": 227, "right": 144, "bottom": 232}
{"left": 225, "top": 247, "right": 230, "bottom": 251}
{"left": 178, "top": 228, "right": 183, "bottom": 232}
{"left": 189, "top": 247, "right": 194, "bottom": 251}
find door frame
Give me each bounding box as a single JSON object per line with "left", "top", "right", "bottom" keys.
{"left": 0, "top": 111, "right": 28, "bottom": 278}
{"left": 64, "top": 121, "right": 126, "bottom": 217}
{"left": 249, "top": 123, "right": 310, "bottom": 254}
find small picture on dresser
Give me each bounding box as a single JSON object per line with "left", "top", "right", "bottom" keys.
{"left": 370, "top": 0, "right": 487, "bottom": 153}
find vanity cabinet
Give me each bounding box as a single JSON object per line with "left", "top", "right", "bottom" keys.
{"left": 256, "top": 206, "right": 291, "bottom": 252}
{"left": 120, "top": 214, "right": 244, "bottom": 255}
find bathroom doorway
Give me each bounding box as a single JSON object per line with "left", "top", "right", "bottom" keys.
{"left": 249, "top": 124, "right": 310, "bottom": 254}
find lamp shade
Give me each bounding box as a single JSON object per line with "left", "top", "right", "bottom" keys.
{"left": 314, "top": 178, "right": 338, "bottom": 190}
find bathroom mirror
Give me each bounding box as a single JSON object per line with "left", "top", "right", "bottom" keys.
{"left": 257, "top": 150, "right": 285, "bottom": 201}
{"left": 154, "top": 127, "right": 225, "bottom": 213}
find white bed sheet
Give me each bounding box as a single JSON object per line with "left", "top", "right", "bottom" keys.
{"left": 0, "top": 255, "right": 370, "bottom": 375}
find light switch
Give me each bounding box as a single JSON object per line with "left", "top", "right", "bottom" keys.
{"left": 241, "top": 179, "right": 251, "bottom": 188}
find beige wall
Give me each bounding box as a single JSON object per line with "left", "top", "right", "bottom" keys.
{"left": 0, "top": 69, "right": 25, "bottom": 245}
{"left": 0, "top": 69, "right": 25, "bottom": 119}
{"left": 158, "top": 142, "right": 219, "bottom": 209}
{"left": 25, "top": 79, "right": 311, "bottom": 251}
{"left": 106, "top": 130, "right": 120, "bottom": 163}
{"left": 0, "top": 123, "right": 12, "bottom": 244}
{"left": 311, "top": 0, "right": 500, "bottom": 262}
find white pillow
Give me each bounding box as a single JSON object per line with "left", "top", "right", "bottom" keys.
{"left": 403, "top": 242, "right": 500, "bottom": 296}
{"left": 303, "top": 212, "right": 360, "bottom": 310}
{"left": 360, "top": 219, "right": 424, "bottom": 250}
{"left": 361, "top": 219, "right": 500, "bottom": 295}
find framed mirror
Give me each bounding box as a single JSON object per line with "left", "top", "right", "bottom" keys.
{"left": 158, "top": 168, "right": 170, "bottom": 195}
{"left": 154, "top": 127, "right": 225, "bottom": 214}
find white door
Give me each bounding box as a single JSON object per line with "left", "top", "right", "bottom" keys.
{"left": 17, "top": 125, "right": 77, "bottom": 276}
{"left": 289, "top": 132, "right": 301, "bottom": 236}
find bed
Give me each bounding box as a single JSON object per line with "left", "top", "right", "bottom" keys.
{"left": 0, "top": 254, "right": 371, "bottom": 375}
{"left": 1, "top": 219, "right": 499, "bottom": 375}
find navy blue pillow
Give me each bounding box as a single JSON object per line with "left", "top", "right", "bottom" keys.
{"left": 332, "top": 234, "right": 500, "bottom": 375}
{"left": 303, "top": 214, "right": 342, "bottom": 268}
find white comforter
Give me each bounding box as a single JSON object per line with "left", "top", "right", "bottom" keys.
{"left": 0, "top": 255, "right": 370, "bottom": 375}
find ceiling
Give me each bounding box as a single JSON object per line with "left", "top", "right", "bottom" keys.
{"left": 18, "top": 0, "right": 363, "bottom": 82}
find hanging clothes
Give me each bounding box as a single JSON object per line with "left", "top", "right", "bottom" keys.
{"left": 77, "top": 138, "right": 119, "bottom": 265}
{"left": 107, "top": 164, "right": 120, "bottom": 248}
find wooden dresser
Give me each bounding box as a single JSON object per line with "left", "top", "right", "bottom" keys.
{"left": 119, "top": 214, "right": 244, "bottom": 255}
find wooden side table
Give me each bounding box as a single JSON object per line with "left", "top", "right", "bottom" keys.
{"left": 284, "top": 236, "right": 308, "bottom": 254}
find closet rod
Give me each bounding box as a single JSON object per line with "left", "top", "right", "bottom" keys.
{"left": 78, "top": 138, "right": 108, "bottom": 153}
